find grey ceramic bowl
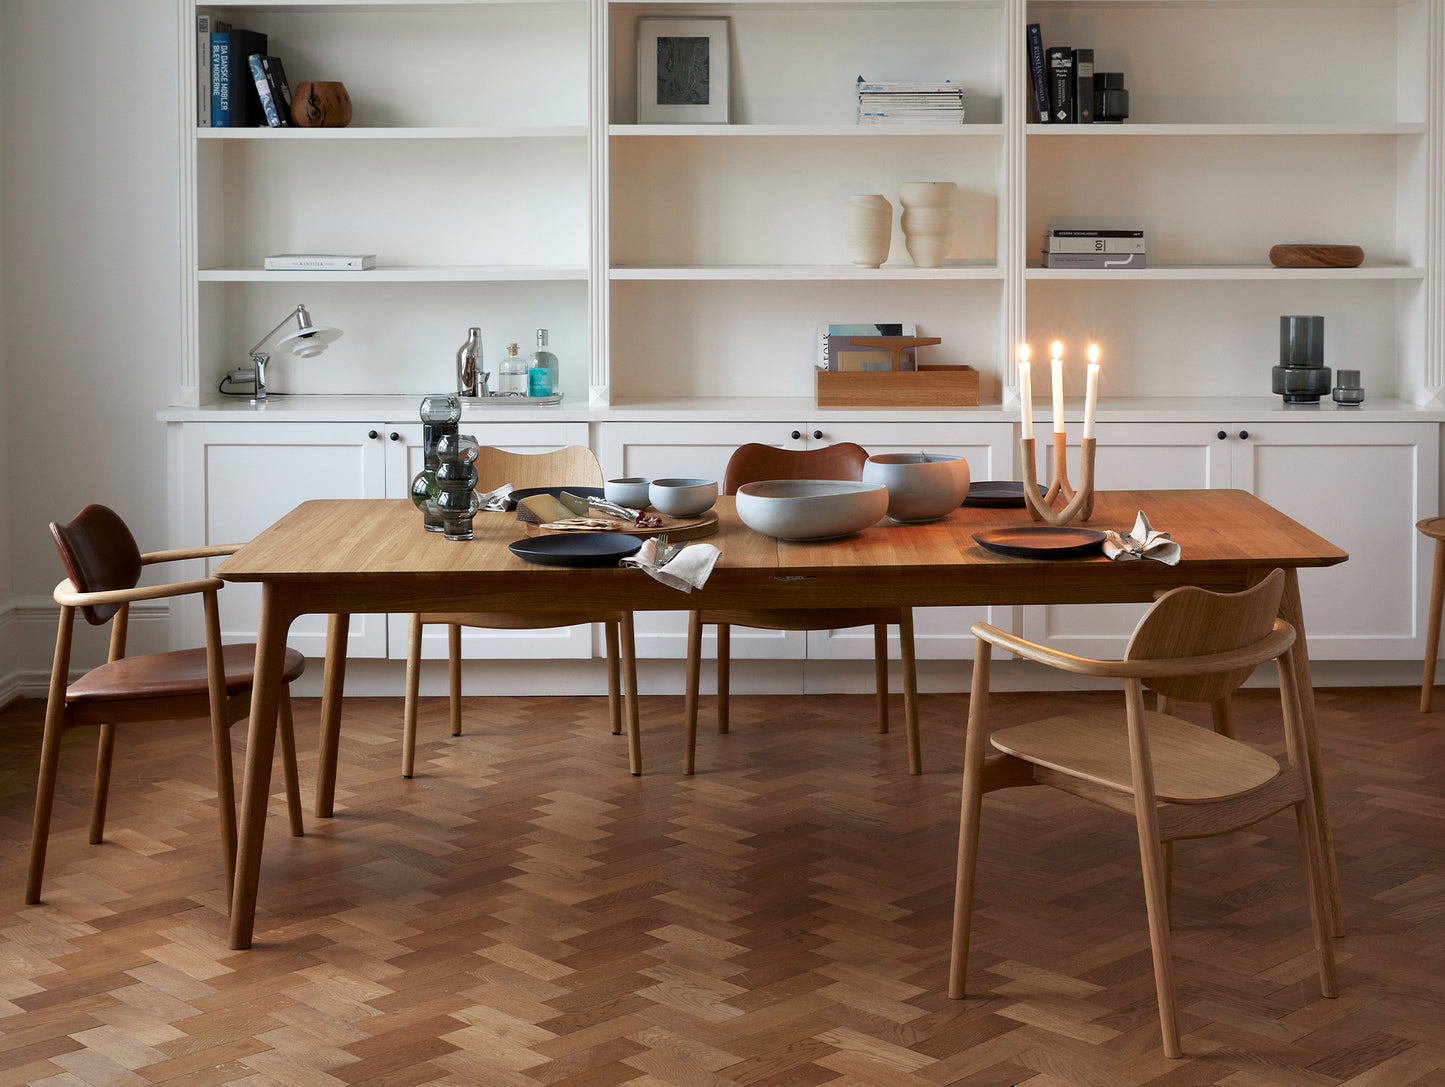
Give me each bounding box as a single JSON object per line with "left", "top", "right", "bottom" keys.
{"left": 735, "top": 479, "right": 888, "bottom": 540}
{"left": 605, "top": 477, "right": 652, "bottom": 508}
{"left": 648, "top": 477, "right": 718, "bottom": 517}
{"left": 862, "top": 452, "right": 970, "bottom": 522}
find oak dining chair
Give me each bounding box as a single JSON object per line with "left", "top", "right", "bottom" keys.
{"left": 949, "top": 568, "right": 1337, "bottom": 1058}
{"left": 402, "top": 445, "right": 642, "bottom": 775}
{"left": 683, "top": 441, "right": 920, "bottom": 775}
{"left": 28, "top": 504, "right": 305, "bottom": 904}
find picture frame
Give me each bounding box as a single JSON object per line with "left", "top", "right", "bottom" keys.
{"left": 636, "top": 17, "right": 730, "bottom": 124}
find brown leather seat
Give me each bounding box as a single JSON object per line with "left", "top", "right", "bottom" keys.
{"left": 26, "top": 504, "right": 305, "bottom": 904}
{"left": 684, "top": 442, "right": 920, "bottom": 775}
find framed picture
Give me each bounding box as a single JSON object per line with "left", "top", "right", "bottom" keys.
{"left": 636, "top": 17, "right": 730, "bottom": 124}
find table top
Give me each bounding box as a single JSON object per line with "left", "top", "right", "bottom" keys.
{"left": 215, "top": 489, "right": 1347, "bottom": 614}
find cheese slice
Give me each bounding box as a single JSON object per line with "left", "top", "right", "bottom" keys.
{"left": 517, "top": 493, "right": 574, "bottom": 524}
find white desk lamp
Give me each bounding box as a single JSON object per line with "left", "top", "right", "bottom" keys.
{"left": 242, "top": 304, "right": 342, "bottom": 403}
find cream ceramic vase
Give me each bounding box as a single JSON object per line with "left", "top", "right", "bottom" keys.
{"left": 843, "top": 194, "right": 892, "bottom": 268}
{"left": 898, "top": 181, "right": 957, "bottom": 268}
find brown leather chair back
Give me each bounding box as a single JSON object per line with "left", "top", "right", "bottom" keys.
{"left": 50, "top": 504, "right": 143, "bottom": 626}
{"left": 722, "top": 442, "right": 870, "bottom": 496}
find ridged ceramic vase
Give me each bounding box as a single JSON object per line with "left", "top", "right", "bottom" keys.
{"left": 898, "top": 181, "right": 957, "bottom": 268}
{"left": 843, "top": 194, "right": 892, "bottom": 268}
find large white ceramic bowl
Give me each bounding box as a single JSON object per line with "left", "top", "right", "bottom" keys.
{"left": 862, "top": 452, "right": 970, "bottom": 523}
{"left": 649, "top": 477, "right": 718, "bottom": 517}
{"left": 735, "top": 479, "right": 889, "bottom": 540}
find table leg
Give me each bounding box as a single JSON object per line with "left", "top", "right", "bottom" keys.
{"left": 229, "top": 584, "right": 297, "bottom": 950}
{"left": 1421, "top": 540, "right": 1445, "bottom": 713}
{"left": 313, "top": 613, "right": 350, "bottom": 818}
{"left": 1279, "top": 568, "right": 1344, "bottom": 937}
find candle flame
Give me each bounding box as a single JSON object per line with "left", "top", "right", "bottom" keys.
{"left": 1088, "top": 343, "right": 1099, "bottom": 364}
{"left": 1018, "top": 343, "right": 1030, "bottom": 363}
{"left": 1051, "top": 340, "right": 1063, "bottom": 360}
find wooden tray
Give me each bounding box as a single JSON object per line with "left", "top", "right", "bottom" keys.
{"left": 815, "top": 365, "right": 980, "bottom": 407}
{"left": 522, "top": 509, "right": 719, "bottom": 541}
{"left": 1269, "top": 244, "right": 1364, "bottom": 268}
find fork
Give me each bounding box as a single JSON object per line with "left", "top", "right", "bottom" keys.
{"left": 653, "top": 534, "right": 687, "bottom": 565}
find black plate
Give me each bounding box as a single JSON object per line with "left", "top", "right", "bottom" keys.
{"left": 963, "top": 481, "right": 1048, "bottom": 509}
{"left": 503, "top": 485, "right": 605, "bottom": 511}
{"left": 973, "top": 526, "right": 1106, "bottom": 559}
{"left": 508, "top": 533, "right": 642, "bottom": 567}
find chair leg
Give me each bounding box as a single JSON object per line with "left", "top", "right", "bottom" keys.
{"left": 620, "top": 613, "right": 641, "bottom": 776}
{"left": 873, "top": 623, "right": 890, "bottom": 734}
{"left": 1422, "top": 538, "right": 1445, "bottom": 712}
{"left": 402, "top": 613, "right": 423, "bottom": 779}
{"left": 89, "top": 723, "right": 118, "bottom": 845}
{"left": 1210, "top": 696, "right": 1235, "bottom": 738}
{"left": 685, "top": 612, "right": 703, "bottom": 775}
{"left": 717, "top": 624, "right": 731, "bottom": 734}
{"left": 604, "top": 619, "right": 623, "bottom": 735}
{"left": 278, "top": 691, "right": 304, "bottom": 838}
{"left": 898, "top": 610, "right": 921, "bottom": 775}
{"left": 448, "top": 624, "right": 463, "bottom": 737}
{"left": 28, "top": 610, "right": 75, "bottom": 904}
{"left": 949, "top": 640, "right": 992, "bottom": 999}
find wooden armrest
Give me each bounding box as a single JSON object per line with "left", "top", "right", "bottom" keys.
{"left": 141, "top": 543, "right": 242, "bottom": 565}
{"left": 53, "top": 575, "right": 224, "bottom": 609}
{"left": 970, "top": 620, "right": 1295, "bottom": 679}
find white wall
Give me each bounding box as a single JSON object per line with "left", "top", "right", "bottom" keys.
{"left": 0, "top": 8, "right": 12, "bottom": 700}
{"left": 0, "top": 0, "right": 182, "bottom": 697}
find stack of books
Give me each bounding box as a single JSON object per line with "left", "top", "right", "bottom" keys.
{"left": 855, "top": 79, "right": 965, "bottom": 125}
{"left": 1043, "top": 228, "right": 1146, "bottom": 269}
{"left": 197, "top": 15, "right": 295, "bottom": 128}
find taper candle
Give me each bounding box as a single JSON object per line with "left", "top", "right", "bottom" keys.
{"left": 1084, "top": 343, "right": 1099, "bottom": 440}
{"left": 1051, "top": 341, "right": 1065, "bottom": 433}
{"left": 1018, "top": 344, "right": 1033, "bottom": 439}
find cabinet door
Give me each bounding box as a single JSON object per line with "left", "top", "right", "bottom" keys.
{"left": 1236, "top": 420, "right": 1437, "bottom": 661}
{"left": 173, "top": 422, "right": 391, "bottom": 658}
{"left": 392, "top": 421, "right": 602, "bottom": 662}
{"left": 801, "top": 422, "right": 1016, "bottom": 663}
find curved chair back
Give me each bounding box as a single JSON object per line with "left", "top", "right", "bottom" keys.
{"left": 1126, "top": 568, "right": 1288, "bottom": 705}
{"left": 475, "top": 445, "right": 604, "bottom": 492}
{"left": 722, "top": 442, "right": 869, "bottom": 495}
{"left": 50, "top": 504, "right": 143, "bottom": 626}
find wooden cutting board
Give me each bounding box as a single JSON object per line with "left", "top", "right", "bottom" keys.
{"left": 522, "top": 509, "right": 719, "bottom": 540}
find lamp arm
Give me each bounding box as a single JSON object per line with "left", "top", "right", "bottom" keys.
{"left": 248, "top": 304, "right": 307, "bottom": 359}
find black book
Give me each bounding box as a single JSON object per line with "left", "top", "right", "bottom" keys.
{"left": 261, "top": 56, "right": 295, "bottom": 126}
{"left": 1072, "top": 48, "right": 1094, "bottom": 123}
{"left": 227, "top": 28, "right": 268, "bottom": 126}
{"left": 1046, "top": 46, "right": 1074, "bottom": 124}
{"left": 1026, "top": 23, "right": 1050, "bottom": 123}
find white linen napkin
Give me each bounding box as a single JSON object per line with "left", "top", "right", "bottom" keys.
{"left": 1103, "top": 510, "right": 1181, "bottom": 565}
{"left": 622, "top": 537, "right": 721, "bottom": 592}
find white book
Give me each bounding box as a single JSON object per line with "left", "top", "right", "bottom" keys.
{"left": 264, "top": 253, "right": 377, "bottom": 271}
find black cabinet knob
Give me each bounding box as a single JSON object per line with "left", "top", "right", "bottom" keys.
{"left": 389, "top": 431, "right": 401, "bottom": 442}
{"left": 1239, "top": 430, "right": 1249, "bottom": 440}
{"left": 812, "top": 430, "right": 823, "bottom": 440}
{"left": 368, "top": 430, "right": 379, "bottom": 440}
{"left": 1217, "top": 430, "right": 1227, "bottom": 440}
{"left": 790, "top": 430, "right": 801, "bottom": 440}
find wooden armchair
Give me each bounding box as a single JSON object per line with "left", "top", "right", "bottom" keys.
{"left": 28, "top": 504, "right": 305, "bottom": 904}
{"left": 402, "top": 445, "right": 642, "bottom": 774}
{"left": 684, "top": 441, "right": 919, "bottom": 775}
{"left": 949, "top": 569, "right": 1337, "bottom": 1058}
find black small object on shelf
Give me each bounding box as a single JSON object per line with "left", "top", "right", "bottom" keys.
{"left": 1272, "top": 315, "right": 1332, "bottom": 404}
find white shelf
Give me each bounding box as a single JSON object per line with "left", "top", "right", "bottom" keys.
{"left": 609, "top": 263, "right": 1004, "bottom": 281}
{"left": 213, "top": 1, "right": 580, "bottom": 10}
{"left": 1025, "top": 123, "right": 1427, "bottom": 137}
{"left": 610, "top": 123, "right": 1006, "bottom": 138}
{"left": 200, "top": 265, "right": 587, "bottom": 282}
{"left": 1025, "top": 264, "right": 1426, "bottom": 281}
{"left": 198, "top": 125, "right": 586, "bottom": 139}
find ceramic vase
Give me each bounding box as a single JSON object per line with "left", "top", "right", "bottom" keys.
{"left": 843, "top": 194, "right": 892, "bottom": 268}
{"left": 898, "top": 181, "right": 957, "bottom": 268}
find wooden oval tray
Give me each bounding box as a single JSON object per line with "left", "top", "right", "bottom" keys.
{"left": 1269, "top": 244, "right": 1364, "bottom": 268}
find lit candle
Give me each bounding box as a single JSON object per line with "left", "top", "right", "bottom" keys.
{"left": 1083, "top": 343, "right": 1099, "bottom": 440}
{"left": 1018, "top": 344, "right": 1033, "bottom": 440}
{"left": 1051, "top": 341, "right": 1065, "bottom": 434}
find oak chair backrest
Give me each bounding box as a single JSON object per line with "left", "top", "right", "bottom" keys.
{"left": 722, "top": 442, "right": 870, "bottom": 496}
{"left": 49, "top": 504, "right": 143, "bottom": 626}
{"left": 474, "top": 445, "right": 604, "bottom": 493}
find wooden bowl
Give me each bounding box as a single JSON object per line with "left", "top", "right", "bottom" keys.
{"left": 1269, "top": 244, "right": 1364, "bottom": 268}
{"left": 292, "top": 81, "right": 352, "bottom": 128}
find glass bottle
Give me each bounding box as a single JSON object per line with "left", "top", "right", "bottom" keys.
{"left": 498, "top": 342, "right": 529, "bottom": 397}
{"left": 528, "top": 328, "right": 558, "bottom": 397}
{"left": 411, "top": 394, "right": 461, "bottom": 532}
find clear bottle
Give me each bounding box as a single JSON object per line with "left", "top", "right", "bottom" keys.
{"left": 498, "top": 342, "right": 529, "bottom": 396}
{"left": 528, "top": 328, "right": 558, "bottom": 397}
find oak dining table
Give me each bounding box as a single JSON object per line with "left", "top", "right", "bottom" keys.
{"left": 215, "top": 488, "right": 1347, "bottom": 950}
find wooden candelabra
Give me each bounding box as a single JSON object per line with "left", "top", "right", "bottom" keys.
{"left": 1020, "top": 435, "right": 1096, "bottom": 525}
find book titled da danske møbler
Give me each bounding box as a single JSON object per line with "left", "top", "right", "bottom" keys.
{"left": 264, "top": 253, "right": 376, "bottom": 271}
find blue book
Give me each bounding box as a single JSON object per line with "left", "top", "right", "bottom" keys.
{"left": 248, "top": 53, "right": 281, "bottom": 126}
{"left": 1026, "top": 23, "right": 1049, "bottom": 123}
{"left": 211, "top": 33, "right": 231, "bottom": 126}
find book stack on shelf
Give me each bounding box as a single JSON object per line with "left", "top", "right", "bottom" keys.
{"left": 197, "top": 15, "right": 295, "bottom": 127}
{"left": 1025, "top": 24, "right": 1096, "bottom": 124}
{"left": 1043, "top": 229, "right": 1146, "bottom": 269}
{"left": 855, "top": 79, "right": 965, "bottom": 125}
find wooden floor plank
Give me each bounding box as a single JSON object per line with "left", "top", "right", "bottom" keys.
{"left": 2, "top": 687, "right": 1443, "bottom": 1084}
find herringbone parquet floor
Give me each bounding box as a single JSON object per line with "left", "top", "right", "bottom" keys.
{"left": 1, "top": 685, "right": 1442, "bottom": 1086}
